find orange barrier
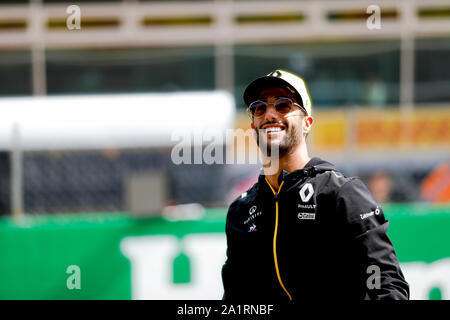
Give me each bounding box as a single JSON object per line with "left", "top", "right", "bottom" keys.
{"left": 234, "top": 106, "right": 450, "bottom": 151}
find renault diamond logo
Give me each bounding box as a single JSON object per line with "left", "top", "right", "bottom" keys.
{"left": 299, "top": 183, "right": 314, "bottom": 202}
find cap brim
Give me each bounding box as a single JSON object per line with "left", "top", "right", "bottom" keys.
{"left": 243, "top": 76, "right": 304, "bottom": 109}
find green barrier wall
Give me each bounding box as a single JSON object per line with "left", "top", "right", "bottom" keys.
{"left": 0, "top": 204, "right": 449, "bottom": 300}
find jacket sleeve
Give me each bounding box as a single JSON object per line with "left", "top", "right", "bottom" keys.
{"left": 336, "top": 178, "right": 410, "bottom": 300}
{"left": 221, "top": 247, "right": 232, "bottom": 300}
{"left": 221, "top": 200, "right": 242, "bottom": 301}
{"left": 221, "top": 216, "right": 242, "bottom": 301}
{"left": 221, "top": 216, "right": 231, "bottom": 300}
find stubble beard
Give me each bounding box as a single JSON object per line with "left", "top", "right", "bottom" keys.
{"left": 255, "top": 121, "right": 302, "bottom": 159}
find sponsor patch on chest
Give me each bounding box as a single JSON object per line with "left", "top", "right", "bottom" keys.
{"left": 297, "top": 183, "right": 317, "bottom": 220}
{"left": 244, "top": 205, "right": 262, "bottom": 225}
{"left": 297, "top": 212, "right": 316, "bottom": 220}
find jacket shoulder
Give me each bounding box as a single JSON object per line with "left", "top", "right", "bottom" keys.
{"left": 312, "top": 168, "right": 357, "bottom": 195}
{"left": 227, "top": 182, "right": 260, "bottom": 217}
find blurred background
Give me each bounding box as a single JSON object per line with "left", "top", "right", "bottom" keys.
{"left": 0, "top": 0, "right": 449, "bottom": 300}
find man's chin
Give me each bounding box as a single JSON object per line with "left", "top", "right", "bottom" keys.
{"left": 259, "top": 142, "right": 284, "bottom": 158}
{"left": 262, "top": 140, "right": 279, "bottom": 151}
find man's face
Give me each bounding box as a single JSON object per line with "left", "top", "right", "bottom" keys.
{"left": 251, "top": 87, "right": 311, "bottom": 157}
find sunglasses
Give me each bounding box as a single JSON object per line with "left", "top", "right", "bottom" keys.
{"left": 248, "top": 97, "right": 304, "bottom": 119}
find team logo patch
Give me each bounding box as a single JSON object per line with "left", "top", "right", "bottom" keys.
{"left": 269, "top": 70, "right": 282, "bottom": 77}
{"left": 244, "top": 205, "right": 262, "bottom": 225}
{"left": 298, "top": 213, "right": 316, "bottom": 220}
{"left": 299, "top": 183, "right": 314, "bottom": 202}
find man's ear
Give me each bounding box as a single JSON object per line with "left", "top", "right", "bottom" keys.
{"left": 304, "top": 116, "right": 313, "bottom": 134}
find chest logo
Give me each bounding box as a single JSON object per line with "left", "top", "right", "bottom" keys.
{"left": 298, "top": 213, "right": 316, "bottom": 220}
{"left": 244, "top": 205, "right": 262, "bottom": 225}
{"left": 299, "top": 183, "right": 314, "bottom": 202}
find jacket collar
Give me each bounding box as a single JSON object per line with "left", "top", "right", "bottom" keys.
{"left": 257, "top": 157, "right": 337, "bottom": 189}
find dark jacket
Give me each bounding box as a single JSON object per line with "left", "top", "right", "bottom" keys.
{"left": 222, "top": 157, "right": 409, "bottom": 301}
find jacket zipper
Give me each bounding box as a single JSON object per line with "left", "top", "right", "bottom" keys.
{"left": 265, "top": 177, "right": 293, "bottom": 301}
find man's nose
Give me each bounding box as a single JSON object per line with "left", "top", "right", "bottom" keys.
{"left": 263, "top": 104, "right": 279, "bottom": 122}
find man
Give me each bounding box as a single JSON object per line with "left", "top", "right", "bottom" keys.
{"left": 221, "top": 69, "right": 409, "bottom": 301}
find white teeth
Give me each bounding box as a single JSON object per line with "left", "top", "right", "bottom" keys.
{"left": 264, "top": 127, "right": 283, "bottom": 132}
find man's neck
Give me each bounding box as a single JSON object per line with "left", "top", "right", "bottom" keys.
{"left": 263, "top": 144, "right": 310, "bottom": 191}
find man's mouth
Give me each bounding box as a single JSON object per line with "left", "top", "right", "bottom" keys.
{"left": 260, "top": 123, "right": 287, "bottom": 136}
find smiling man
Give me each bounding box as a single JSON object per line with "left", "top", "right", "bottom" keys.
{"left": 221, "top": 69, "right": 409, "bottom": 301}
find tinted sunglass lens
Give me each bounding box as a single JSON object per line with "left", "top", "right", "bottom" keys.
{"left": 275, "top": 99, "right": 292, "bottom": 114}
{"left": 250, "top": 101, "right": 266, "bottom": 117}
